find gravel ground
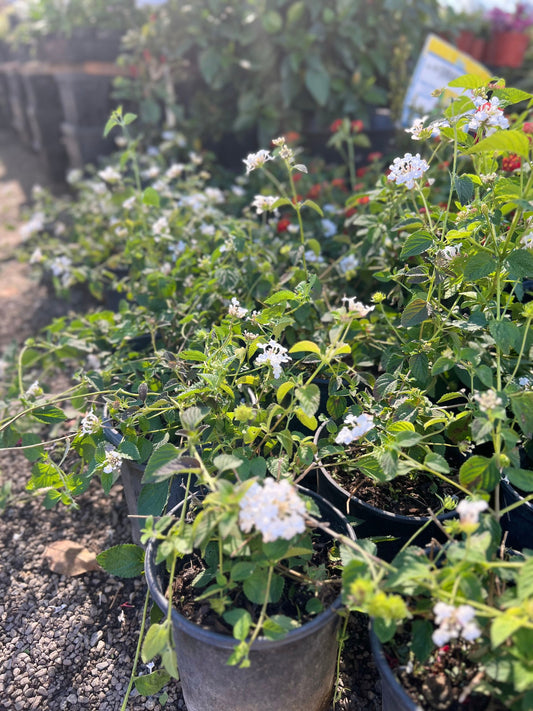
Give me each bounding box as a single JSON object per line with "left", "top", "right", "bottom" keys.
{"left": 0, "top": 128, "right": 383, "bottom": 711}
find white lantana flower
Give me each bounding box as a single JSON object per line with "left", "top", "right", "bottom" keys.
{"left": 518, "top": 376, "right": 532, "bottom": 389}
{"left": 243, "top": 149, "right": 273, "bottom": 174}
{"left": 80, "top": 412, "right": 101, "bottom": 436}
{"left": 25, "top": 380, "right": 42, "bottom": 399}
{"left": 103, "top": 449, "right": 125, "bottom": 474}
{"left": 468, "top": 96, "right": 509, "bottom": 136}
{"left": 152, "top": 217, "right": 169, "bottom": 236}
{"left": 20, "top": 211, "right": 45, "bottom": 240}
{"left": 387, "top": 153, "right": 429, "bottom": 189}
{"left": 251, "top": 195, "right": 279, "bottom": 215}
{"left": 432, "top": 602, "right": 481, "bottom": 647}
{"left": 456, "top": 498, "right": 488, "bottom": 526}
{"left": 405, "top": 115, "right": 429, "bottom": 140}
{"left": 335, "top": 413, "right": 374, "bottom": 445}
{"left": 321, "top": 218, "right": 337, "bottom": 238}
{"left": 338, "top": 254, "right": 360, "bottom": 274}
{"left": 474, "top": 390, "right": 503, "bottom": 412}
{"left": 440, "top": 243, "right": 462, "bottom": 262}
{"left": 228, "top": 297, "right": 248, "bottom": 319}
{"left": 165, "top": 163, "right": 185, "bottom": 180}
{"left": 342, "top": 297, "right": 374, "bottom": 318}
{"left": 98, "top": 166, "right": 121, "bottom": 183}
{"left": 520, "top": 232, "right": 533, "bottom": 249}
{"left": 122, "top": 195, "right": 137, "bottom": 210}
{"left": 239, "top": 478, "right": 307, "bottom": 543}
{"left": 255, "top": 339, "right": 292, "bottom": 379}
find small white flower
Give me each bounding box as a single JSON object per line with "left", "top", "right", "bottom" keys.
{"left": 341, "top": 297, "right": 374, "bottom": 318}
{"left": 243, "top": 149, "right": 273, "bottom": 174}
{"left": 205, "top": 187, "right": 225, "bottom": 204}
{"left": 103, "top": 449, "right": 124, "bottom": 474}
{"left": 228, "top": 297, "right": 248, "bottom": 319}
{"left": 115, "top": 226, "right": 128, "bottom": 238}
{"left": 456, "top": 499, "right": 488, "bottom": 526}
{"left": 86, "top": 354, "right": 101, "bottom": 371}
{"left": 432, "top": 602, "right": 481, "bottom": 647}
{"left": 141, "top": 166, "right": 160, "bottom": 180}
{"left": 338, "top": 254, "right": 359, "bottom": 274}
{"left": 29, "top": 248, "right": 44, "bottom": 264}
{"left": 252, "top": 195, "right": 279, "bottom": 215}
{"left": 387, "top": 153, "right": 429, "bottom": 189}
{"left": 474, "top": 390, "right": 502, "bottom": 412}
{"left": 255, "top": 339, "right": 292, "bottom": 379}
{"left": 80, "top": 412, "right": 101, "bottom": 436}
{"left": 147, "top": 146, "right": 159, "bottom": 157}
{"left": 168, "top": 240, "right": 186, "bottom": 260}
{"left": 335, "top": 413, "right": 374, "bottom": 445}
{"left": 405, "top": 115, "right": 429, "bottom": 140}
{"left": 20, "top": 212, "right": 45, "bottom": 240}
{"left": 518, "top": 376, "right": 532, "bottom": 389}
{"left": 67, "top": 169, "right": 83, "bottom": 184}
{"left": 123, "top": 195, "right": 137, "bottom": 210}
{"left": 98, "top": 166, "right": 121, "bottom": 183}
{"left": 239, "top": 478, "right": 307, "bottom": 543}
{"left": 189, "top": 151, "right": 202, "bottom": 165}
{"left": 321, "top": 218, "right": 337, "bottom": 238}
{"left": 440, "top": 243, "right": 462, "bottom": 262}
{"left": 25, "top": 380, "right": 42, "bottom": 399}
{"left": 520, "top": 232, "right": 533, "bottom": 249}
{"left": 304, "top": 249, "right": 324, "bottom": 264}
{"left": 165, "top": 163, "right": 185, "bottom": 180}
{"left": 153, "top": 217, "right": 169, "bottom": 236}
{"left": 200, "top": 223, "right": 216, "bottom": 237}
{"left": 231, "top": 185, "right": 246, "bottom": 197}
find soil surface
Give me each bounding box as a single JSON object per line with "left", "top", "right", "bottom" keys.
{"left": 0, "top": 127, "right": 382, "bottom": 710}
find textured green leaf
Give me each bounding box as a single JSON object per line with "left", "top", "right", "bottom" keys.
{"left": 505, "top": 249, "right": 533, "bottom": 279}
{"left": 31, "top": 406, "right": 67, "bottom": 424}
{"left": 142, "top": 187, "right": 160, "bottom": 207}
{"left": 295, "top": 383, "right": 320, "bottom": 417}
{"left": 134, "top": 670, "right": 170, "bottom": 696}
{"left": 463, "top": 252, "right": 496, "bottom": 281}
{"left": 467, "top": 130, "right": 530, "bottom": 158}
{"left": 142, "top": 623, "right": 169, "bottom": 662}
{"left": 447, "top": 74, "right": 487, "bottom": 89}
{"left": 305, "top": 66, "right": 329, "bottom": 106}
{"left": 459, "top": 455, "right": 499, "bottom": 491}
{"left": 511, "top": 391, "right": 533, "bottom": 435}
{"left": 401, "top": 299, "right": 432, "bottom": 328}
{"left": 455, "top": 175, "right": 474, "bottom": 206}
{"left": 96, "top": 544, "right": 144, "bottom": 578}
{"left": 244, "top": 569, "right": 284, "bottom": 604}
{"left": 400, "top": 231, "right": 433, "bottom": 258}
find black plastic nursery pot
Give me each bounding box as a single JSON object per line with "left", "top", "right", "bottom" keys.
{"left": 500, "top": 479, "right": 533, "bottom": 551}
{"left": 369, "top": 625, "right": 422, "bottom": 711}
{"left": 307, "top": 425, "right": 456, "bottom": 562}
{"left": 145, "top": 487, "right": 356, "bottom": 711}
{"left": 103, "top": 422, "right": 198, "bottom": 545}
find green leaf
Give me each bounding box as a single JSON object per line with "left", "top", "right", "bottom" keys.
{"left": 143, "top": 444, "right": 184, "bottom": 483}
{"left": 96, "top": 544, "right": 144, "bottom": 578}
{"left": 137, "top": 481, "right": 169, "bottom": 517}
{"left": 447, "top": 74, "right": 487, "bottom": 89}
{"left": 295, "top": 408, "right": 317, "bottom": 431}
{"left": 491, "top": 613, "right": 524, "bottom": 648}
{"left": 223, "top": 608, "right": 252, "bottom": 641}
{"left": 505, "top": 249, "right": 533, "bottom": 279}
{"left": 411, "top": 619, "right": 433, "bottom": 663}
{"left": 489, "top": 319, "right": 521, "bottom": 355}
{"left": 302, "top": 199, "right": 324, "bottom": 216}
{"left": 505, "top": 467, "right": 533, "bottom": 492}
{"left": 123, "top": 112, "right": 137, "bottom": 126}
{"left": 31, "top": 406, "right": 67, "bottom": 424}
{"left": 518, "top": 558, "right": 533, "bottom": 601}
{"left": 142, "top": 623, "right": 169, "bottom": 663}
{"left": 243, "top": 569, "right": 284, "bottom": 604}
{"left": 289, "top": 340, "right": 321, "bottom": 355}
{"left": 134, "top": 669, "right": 170, "bottom": 696}
{"left": 399, "top": 231, "right": 433, "bottom": 258}
{"left": 463, "top": 252, "right": 496, "bottom": 281}
{"left": 424, "top": 452, "right": 450, "bottom": 474}
{"left": 511, "top": 391, "right": 533, "bottom": 435}
{"left": 103, "top": 114, "right": 118, "bottom": 137}
{"left": 213, "top": 454, "right": 243, "bottom": 472}
{"left": 21, "top": 433, "right": 44, "bottom": 462}
{"left": 409, "top": 352, "right": 430, "bottom": 387}
{"left": 467, "top": 130, "right": 530, "bottom": 159}
{"left": 262, "top": 9, "right": 283, "bottom": 33}
{"left": 230, "top": 562, "right": 256, "bottom": 582}
{"left": 305, "top": 66, "right": 330, "bottom": 106}
{"left": 119, "top": 441, "right": 140, "bottom": 459}
{"left": 431, "top": 356, "right": 455, "bottom": 375}
{"left": 295, "top": 383, "right": 320, "bottom": 417}
{"left": 142, "top": 187, "right": 160, "bottom": 207}
{"left": 264, "top": 289, "right": 298, "bottom": 305}
{"left": 455, "top": 175, "right": 474, "bottom": 206}
{"left": 459, "top": 455, "right": 499, "bottom": 491}
{"left": 401, "top": 299, "right": 431, "bottom": 328}
{"left": 277, "top": 381, "right": 295, "bottom": 404}
{"left": 394, "top": 430, "right": 423, "bottom": 447}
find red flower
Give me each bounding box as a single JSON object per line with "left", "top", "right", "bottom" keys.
{"left": 345, "top": 206, "right": 357, "bottom": 218}
{"left": 331, "top": 177, "right": 347, "bottom": 190}
{"left": 277, "top": 217, "right": 291, "bottom": 233}
{"left": 306, "top": 184, "right": 322, "bottom": 199}
{"left": 502, "top": 154, "right": 521, "bottom": 171}
{"left": 142, "top": 49, "right": 152, "bottom": 62}
{"left": 356, "top": 166, "right": 367, "bottom": 177}
{"left": 329, "top": 119, "right": 343, "bottom": 133}
{"left": 368, "top": 152, "right": 382, "bottom": 162}
{"left": 292, "top": 172, "right": 302, "bottom": 184}
{"left": 524, "top": 122, "right": 533, "bottom": 134}
{"left": 357, "top": 195, "right": 370, "bottom": 205}
{"left": 351, "top": 119, "right": 364, "bottom": 133}
{"left": 129, "top": 64, "right": 139, "bottom": 78}
{"left": 291, "top": 195, "right": 303, "bottom": 204}
{"left": 284, "top": 131, "right": 300, "bottom": 144}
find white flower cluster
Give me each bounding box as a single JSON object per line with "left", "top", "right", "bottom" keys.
{"left": 255, "top": 339, "right": 292, "bottom": 379}
{"left": 239, "top": 478, "right": 307, "bottom": 543}
{"left": 439, "top": 243, "right": 462, "bottom": 262}
{"left": 49, "top": 256, "right": 72, "bottom": 287}
{"left": 80, "top": 412, "right": 101, "bottom": 436}
{"left": 456, "top": 498, "right": 488, "bottom": 526}
{"left": 405, "top": 115, "right": 429, "bottom": 140}
{"left": 474, "top": 390, "right": 502, "bottom": 412}
{"left": 98, "top": 166, "right": 121, "bottom": 183}
{"left": 243, "top": 149, "right": 273, "bottom": 174}
{"left": 432, "top": 602, "right": 481, "bottom": 647}
{"left": 468, "top": 96, "right": 509, "bottom": 136}
{"left": 103, "top": 449, "right": 125, "bottom": 474}
{"left": 321, "top": 218, "right": 337, "bottom": 238}
{"left": 25, "top": 380, "right": 42, "bottom": 399}
{"left": 387, "top": 153, "right": 429, "bottom": 189}
{"left": 251, "top": 195, "right": 279, "bottom": 215}
{"left": 342, "top": 296, "right": 374, "bottom": 318}
{"left": 20, "top": 211, "right": 45, "bottom": 240}
{"left": 335, "top": 413, "right": 374, "bottom": 445}
{"left": 338, "top": 254, "right": 360, "bottom": 274}
{"left": 228, "top": 297, "right": 248, "bottom": 319}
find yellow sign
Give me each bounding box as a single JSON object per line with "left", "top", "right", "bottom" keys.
{"left": 402, "top": 33, "right": 492, "bottom": 127}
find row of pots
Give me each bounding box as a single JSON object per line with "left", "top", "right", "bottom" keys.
{"left": 456, "top": 29, "right": 530, "bottom": 69}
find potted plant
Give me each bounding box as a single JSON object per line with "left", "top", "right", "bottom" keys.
{"left": 485, "top": 4, "right": 533, "bottom": 68}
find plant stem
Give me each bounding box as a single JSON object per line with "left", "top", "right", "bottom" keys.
{"left": 120, "top": 586, "right": 151, "bottom": 711}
